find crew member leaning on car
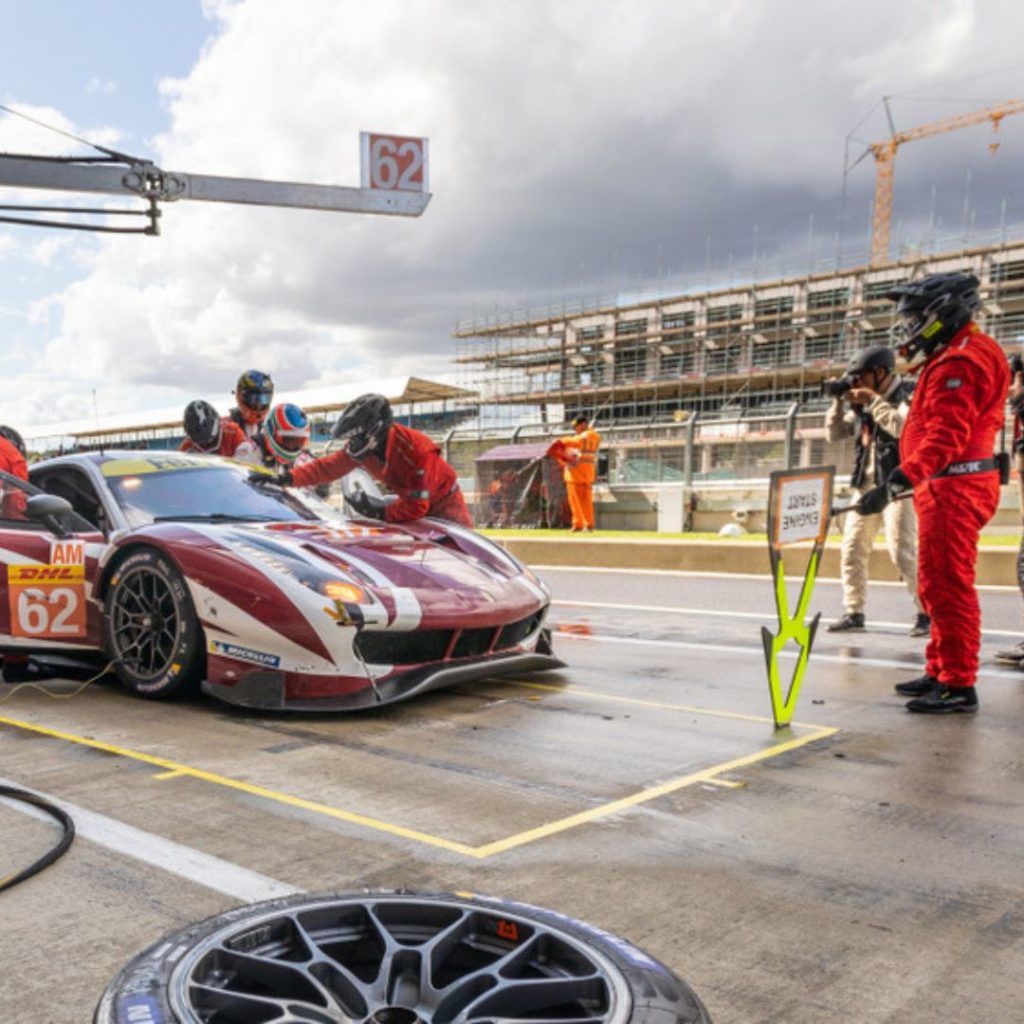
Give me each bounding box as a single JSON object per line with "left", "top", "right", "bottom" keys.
{"left": 0, "top": 425, "right": 29, "bottom": 518}
{"left": 280, "top": 393, "right": 474, "bottom": 529}
{"left": 179, "top": 399, "right": 247, "bottom": 457}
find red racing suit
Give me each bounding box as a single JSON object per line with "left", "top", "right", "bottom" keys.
{"left": 179, "top": 418, "right": 247, "bottom": 457}
{"left": 0, "top": 435, "right": 28, "bottom": 518}
{"left": 291, "top": 422, "right": 473, "bottom": 528}
{"left": 899, "top": 323, "right": 1010, "bottom": 688}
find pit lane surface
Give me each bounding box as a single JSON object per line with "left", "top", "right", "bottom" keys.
{"left": 2, "top": 566, "right": 1024, "bottom": 1022}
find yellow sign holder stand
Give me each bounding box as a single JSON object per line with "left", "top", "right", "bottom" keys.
{"left": 762, "top": 467, "right": 835, "bottom": 728}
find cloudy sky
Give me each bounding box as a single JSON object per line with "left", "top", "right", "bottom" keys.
{"left": 2, "top": 0, "right": 1024, "bottom": 432}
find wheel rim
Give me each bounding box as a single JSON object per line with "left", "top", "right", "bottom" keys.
{"left": 109, "top": 564, "right": 180, "bottom": 680}
{"left": 169, "top": 894, "right": 630, "bottom": 1024}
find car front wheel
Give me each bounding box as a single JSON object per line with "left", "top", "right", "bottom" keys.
{"left": 103, "top": 548, "right": 204, "bottom": 699}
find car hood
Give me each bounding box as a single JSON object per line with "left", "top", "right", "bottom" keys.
{"left": 160, "top": 518, "right": 547, "bottom": 628}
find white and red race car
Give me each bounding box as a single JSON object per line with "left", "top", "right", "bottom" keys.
{"left": 0, "top": 451, "right": 561, "bottom": 710}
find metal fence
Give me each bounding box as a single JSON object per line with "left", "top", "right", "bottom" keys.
{"left": 445, "top": 403, "right": 1016, "bottom": 503}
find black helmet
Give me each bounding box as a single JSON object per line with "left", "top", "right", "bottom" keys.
{"left": 234, "top": 369, "right": 274, "bottom": 426}
{"left": 0, "top": 425, "right": 26, "bottom": 458}
{"left": 887, "top": 272, "right": 981, "bottom": 360}
{"left": 331, "top": 393, "right": 393, "bottom": 460}
{"left": 846, "top": 345, "right": 895, "bottom": 378}
{"left": 184, "top": 399, "right": 222, "bottom": 453}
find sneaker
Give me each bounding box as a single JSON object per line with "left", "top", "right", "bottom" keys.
{"left": 827, "top": 612, "right": 865, "bottom": 633}
{"left": 993, "top": 640, "right": 1024, "bottom": 664}
{"left": 905, "top": 684, "right": 978, "bottom": 714}
{"left": 909, "top": 613, "right": 931, "bottom": 637}
{"left": 894, "top": 673, "right": 937, "bottom": 697}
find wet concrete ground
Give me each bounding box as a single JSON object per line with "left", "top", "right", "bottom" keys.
{"left": 2, "top": 567, "right": 1023, "bottom": 1022}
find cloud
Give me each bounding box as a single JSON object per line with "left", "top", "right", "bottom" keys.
{"left": 85, "top": 77, "right": 117, "bottom": 97}
{"left": 9, "top": 0, "right": 1024, "bottom": 431}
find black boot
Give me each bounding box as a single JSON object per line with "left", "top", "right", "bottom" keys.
{"left": 894, "top": 673, "right": 936, "bottom": 697}
{"left": 827, "top": 612, "right": 865, "bottom": 633}
{"left": 905, "top": 684, "right": 978, "bottom": 714}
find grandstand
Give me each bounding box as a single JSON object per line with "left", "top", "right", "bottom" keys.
{"left": 24, "top": 375, "right": 475, "bottom": 455}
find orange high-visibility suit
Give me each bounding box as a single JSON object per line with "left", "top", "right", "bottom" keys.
{"left": 558, "top": 423, "right": 601, "bottom": 531}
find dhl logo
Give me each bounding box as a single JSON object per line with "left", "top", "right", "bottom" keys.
{"left": 8, "top": 564, "right": 85, "bottom": 583}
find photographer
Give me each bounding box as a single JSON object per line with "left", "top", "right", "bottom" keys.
{"left": 994, "top": 352, "right": 1024, "bottom": 667}
{"left": 825, "top": 346, "right": 928, "bottom": 635}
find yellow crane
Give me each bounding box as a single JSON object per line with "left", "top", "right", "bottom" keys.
{"left": 866, "top": 97, "right": 1024, "bottom": 265}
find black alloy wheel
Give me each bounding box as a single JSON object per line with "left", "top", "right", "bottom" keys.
{"left": 94, "top": 891, "right": 712, "bottom": 1023}
{"left": 103, "top": 547, "right": 204, "bottom": 698}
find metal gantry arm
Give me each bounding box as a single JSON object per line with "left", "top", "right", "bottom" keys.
{"left": 0, "top": 149, "right": 431, "bottom": 235}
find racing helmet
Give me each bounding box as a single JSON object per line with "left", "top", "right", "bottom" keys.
{"left": 183, "top": 400, "right": 222, "bottom": 453}
{"left": 264, "top": 403, "right": 310, "bottom": 464}
{"left": 0, "top": 425, "right": 26, "bottom": 458}
{"left": 846, "top": 345, "right": 895, "bottom": 379}
{"left": 887, "top": 273, "right": 981, "bottom": 361}
{"left": 234, "top": 369, "right": 274, "bottom": 425}
{"left": 331, "top": 393, "right": 393, "bottom": 460}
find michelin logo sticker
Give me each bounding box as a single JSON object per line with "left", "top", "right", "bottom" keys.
{"left": 209, "top": 640, "right": 281, "bottom": 668}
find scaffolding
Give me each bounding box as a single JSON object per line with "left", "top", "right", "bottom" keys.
{"left": 454, "top": 232, "right": 1024, "bottom": 431}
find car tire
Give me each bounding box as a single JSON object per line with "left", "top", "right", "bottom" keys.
{"left": 103, "top": 547, "right": 204, "bottom": 699}
{"left": 93, "top": 890, "right": 713, "bottom": 1023}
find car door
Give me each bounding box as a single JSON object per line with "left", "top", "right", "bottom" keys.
{"left": 0, "top": 471, "right": 106, "bottom": 653}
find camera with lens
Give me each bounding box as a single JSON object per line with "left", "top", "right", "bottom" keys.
{"left": 822, "top": 374, "right": 855, "bottom": 399}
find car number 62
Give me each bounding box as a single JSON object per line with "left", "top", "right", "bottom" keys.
{"left": 12, "top": 585, "right": 86, "bottom": 638}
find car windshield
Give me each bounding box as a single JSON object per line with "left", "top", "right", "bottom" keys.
{"left": 100, "top": 456, "right": 326, "bottom": 529}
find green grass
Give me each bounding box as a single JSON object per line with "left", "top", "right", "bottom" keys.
{"left": 479, "top": 528, "right": 1022, "bottom": 546}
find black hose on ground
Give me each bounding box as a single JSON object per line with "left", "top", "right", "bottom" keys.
{"left": 0, "top": 785, "right": 75, "bottom": 893}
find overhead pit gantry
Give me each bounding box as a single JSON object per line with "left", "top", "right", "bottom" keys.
{"left": 0, "top": 129, "right": 430, "bottom": 234}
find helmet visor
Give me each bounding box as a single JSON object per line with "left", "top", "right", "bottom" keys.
{"left": 241, "top": 389, "right": 273, "bottom": 411}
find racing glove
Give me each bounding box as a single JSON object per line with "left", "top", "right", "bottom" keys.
{"left": 249, "top": 468, "right": 293, "bottom": 487}
{"left": 347, "top": 489, "right": 396, "bottom": 520}
{"left": 855, "top": 467, "right": 911, "bottom": 516}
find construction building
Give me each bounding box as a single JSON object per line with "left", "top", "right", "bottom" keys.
{"left": 451, "top": 235, "right": 1024, "bottom": 529}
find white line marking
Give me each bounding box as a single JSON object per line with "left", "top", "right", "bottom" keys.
{"left": 552, "top": 600, "right": 1024, "bottom": 638}
{"left": 553, "top": 631, "right": 1024, "bottom": 681}
{"left": 535, "top": 564, "right": 1021, "bottom": 593}
{"left": 0, "top": 777, "right": 301, "bottom": 902}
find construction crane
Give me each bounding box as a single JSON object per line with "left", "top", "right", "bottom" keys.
{"left": 864, "top": 97, "right": 1024, "bottom": 265}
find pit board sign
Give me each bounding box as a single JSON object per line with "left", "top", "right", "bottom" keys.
{"left": 360, "top": 133, "right": 429, "bottom": 193}
{"left": 769, "top": 468, "right": 833, "bottom": 550}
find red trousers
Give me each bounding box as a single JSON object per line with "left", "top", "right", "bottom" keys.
{"left": 566, "top": 481, "right": 595, "bottom": 530}
{"left": 916, "top": 476, "right": 1000, "bottom": 688}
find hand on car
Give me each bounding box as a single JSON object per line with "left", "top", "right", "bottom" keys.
{"left": 347, "top": 489, "right": 393, "bottom": 520}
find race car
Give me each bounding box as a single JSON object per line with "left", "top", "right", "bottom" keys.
{"left": 0, "top": 451, "right": 561, "bottom": 710}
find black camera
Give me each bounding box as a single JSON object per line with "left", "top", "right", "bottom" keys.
{"left": 822, "top": 375, "right": 855, "bottom": 398}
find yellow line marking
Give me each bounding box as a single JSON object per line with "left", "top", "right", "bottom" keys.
{"left": 0, "top": 694, "right": 839, "bottom": 859}
{"left": 0, "top": 714, "right": 476, "bottom": 856}
{"left": 473, "top": 724, "right": 837, "bottom": 857}
{"left": 152, "top": 768, "right": 189, "bottom": 780}
{"left": 498, "top": 678, "right": 824, "bottom": 727}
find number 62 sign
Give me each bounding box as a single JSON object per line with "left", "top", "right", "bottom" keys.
{"left": 7, "top": 540, "right": 88, "bottom": 639}
{"left": 361, "top": 132, "right": 429, "bottom": 193}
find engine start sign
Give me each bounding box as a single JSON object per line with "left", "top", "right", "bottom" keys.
{"left": 768, "top": 467, "right": 834, "bottom": 550}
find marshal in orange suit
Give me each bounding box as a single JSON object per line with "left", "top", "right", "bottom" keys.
{"left": 552, "top": 415, "right": 601, "bottom": 532}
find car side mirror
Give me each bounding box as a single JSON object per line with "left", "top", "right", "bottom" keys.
{"left": 25, "top": 493, "right": 74, "bottom": 539}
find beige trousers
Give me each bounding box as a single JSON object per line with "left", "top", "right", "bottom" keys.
{"left": 840, "top": 489, "right": 922, "bottom": 615}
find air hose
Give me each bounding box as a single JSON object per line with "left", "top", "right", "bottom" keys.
{"left": 0, "top": 785, "right": 75, "bottom": 892}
